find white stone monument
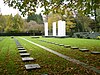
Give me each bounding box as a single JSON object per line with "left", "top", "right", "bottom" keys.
{"left": 44, "top": 20, "right": 66, "bottom": 37}
{"left": 44, "top": 22, "right": 48, "bottom": 36}
{"left": 52, "top": 22, "right": 56, "bottom": 36}
{"left": 58, "top": 20, "right": 66, "bottom": 36}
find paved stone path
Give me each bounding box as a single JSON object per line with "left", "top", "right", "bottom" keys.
{"left": 20, "top": 37, "right": 100, "bottom": 74}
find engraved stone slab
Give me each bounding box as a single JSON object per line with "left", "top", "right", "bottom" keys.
{"left": 58, "top": 44, "right": 64, "bottom": 46}
{"left": 17, "top": 45, "right": 22, "bottom": 47}
{"left": 19, "top": 50, "right": 27, "bottom": 53}
{"left": 50, "top": 42, "right": 55, "bottom": 44}
{"left": 22, "top": 57, "right": 35, "bottom": 62}
{"left": 64, "top": 45, "right": 71, "bottom": 48}
{"left": 20, "top": 53, "right": 30, "bottom": 57}
{"left": 79, "top": 49, "right": 89, "bottom": 52}
{"left": 54, "top": 43, "right": 59, "bottom": 45}
{"left": 18, "top": 48, "right": 25, "bottom": 50}
{"left": 25, "top": 64, "right": 41, "bottom": 70}
{"left": 91, "top": 51, "right": 100, "bottom": 54}
{"left": 71, "top": 47, "right": 79, "bottom": 49}
{"left": 31, "top": 36, "right": 40, "bottom": 38}
{"left": 17, "top": 46, "right": 23, "bottom": 48}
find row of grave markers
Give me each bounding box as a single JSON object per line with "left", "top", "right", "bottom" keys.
{"left": 44, "top": 20, "right": 66, "bottom": 36}
{"left": 14, "top": 38, "right": 41, "bottom": 70}
{"left": 39, "top": 40, "right": 100, "bottom": 54}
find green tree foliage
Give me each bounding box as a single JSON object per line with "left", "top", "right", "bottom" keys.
{"left": 12, "top": 14, "right": 24, "bottom": 32}
{"left": 3, "top": 0, "right": 100, "bottom": 17}
{"left": 48, "top": 13, "right": 62, "bottom": 33}
{"left": 4, "top": 15, "right": 14, "bottom": 32}
{"left": 0, "top": 14, "right": 5, "bottom": 32}
{"left": 75, "top": 14, "right": 93, "bottom": 32}
{"left": 0, "top": 14, "right": 25, "bottom": 33}
{"left": 27, "top": 13, "right": 43, "bottom": 24}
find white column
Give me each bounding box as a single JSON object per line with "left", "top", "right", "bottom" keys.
{"left": 62, "top": 21, "right": 66, "bottom": 36}
{"left": 52, "top": 22, "right": 56, "bottom": 36}
{"left": 44, "top": 22, "right": 48, "bottom": 36}
{"left": 58, "top": 20, "right": 66, "bottom": 36}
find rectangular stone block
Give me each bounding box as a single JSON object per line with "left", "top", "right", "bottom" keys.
{"left": 64, "top": 45, "right": 71, "bottom": 48}
{"left": 22, "top": 57, "right": 35, "bottom": 62}
{"left": 71, "top": 47, "right": 79, "bottom": 49}
{"left": 91, "top": 51, "right": 100, "bottom": 54}
{"left": 20, "top": 53, "right": 30, "bottom": 57}
{"left": 53, "top": 22, "right": 56, "bottom": 36}
{"left": 79, "top": 49, "right": 89, "bottom": 52}
{"left": 58, "top": 44, "right": 64, "bottom": 46}
{"left": 25, "top": 64, "right": 41, "bottom": 70}
{"left": 18, "top": 48, "right": 25, "bottom": 50}
{"left": 19, "top": 50, "right": 27, "bottom": 53}
{"left": 44, "top": 22, "right": 48, "bottom": 36}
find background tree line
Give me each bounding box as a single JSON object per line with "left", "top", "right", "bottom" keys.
{"left": 0, "top": 13, "right": 44, "bottom": 35}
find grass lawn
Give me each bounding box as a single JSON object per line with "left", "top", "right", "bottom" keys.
{"left": 0, "top": 36, "right": 100, "bottom": 75}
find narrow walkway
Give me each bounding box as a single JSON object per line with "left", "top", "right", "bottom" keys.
{"left": 20, "top": 37, "right": 100, "bottom": 74}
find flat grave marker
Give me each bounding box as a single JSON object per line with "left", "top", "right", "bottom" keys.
{"left": 17, "top": 46, "right": 23, "bottom": 48}
{"left": 22, "top": 57, "right": 35, "bottom": 62}
{"left": 64, "top": 45, "right": 71, "bottom": 48}
{"left": 20, "top": 53, "right": 30, "bottom": 57}
{"left": 50, "top": 42, "right": 55, "bottom": 44}
{"left": 54, "top": 43, "right": 59, "bottom": 45}
{"left": 18, "top": 48, "right": 25, "bottom": 50}
{"left": 19, "top": 50, "right": 27, "bottom": 53}
{"left": 31, "top": 36, "right": 40, "bottom": 38}
{"left": 79, "top": 49, "right": 89, "bottom": 52}
{"left": 71, "top": 47, "right": 79, "bottom": 49}
{"left": 25, "top": 64, "right": 41, "bottom": 70}
{"left": 58, "top": 44, "right": 64, "bottom": 46}
{"left": 91, "top": 51, "right": 100, "bottom": 54}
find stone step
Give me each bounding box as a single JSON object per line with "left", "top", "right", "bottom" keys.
{"left": 20, "top": 53, "right": 30, "bottom": 57}
{"left": 22, "top": 57, "right": 35, "bottom": 62}
{"left": 79, "top": 49, "right": 89, "bottom": 52}
{"left": 25, "top": 64, "right": 41, "bottom": 70}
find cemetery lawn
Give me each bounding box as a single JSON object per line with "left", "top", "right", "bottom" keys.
{"left": 0, "top": 36, "right": 99, "bottom": 75}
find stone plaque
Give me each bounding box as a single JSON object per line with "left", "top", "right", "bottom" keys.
{"left": 20, "top": 53, "right": 30, "bottom": 57}
{"left": 51, "top": 42, "right": 55, "bottom": 44}
{"left": 17, "top": 46, "right": 23, "bottom": 48}
{"left": 58, "top": 44, "right": 64, "bottom": 46}
{"left": 64, "top": 45, "right": 71, "bottom": 48}
{"left": 54, "top": 43, "right": 59, "bottom": 45}
{"left": 18, "top": 48, "right": 25, "bottom": 50}
{"left": 79, "top": 49, "right": 89, "bottom": 52}
{"left": 25, "top": 64, "right": 41, "bottom": 70}
{"left": 19, "top": 50, "right": 27, "bottom": 53}
{"left": 71, "top": 47, "right": 79, "bottom": 49}
{"left": 91, "top": 51, "right": 100, "bottom": 54}
{"left": 22, "top": 57, "right": 35, "bottom": 62}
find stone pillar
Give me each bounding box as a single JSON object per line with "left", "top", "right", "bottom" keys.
{"left": 58, "top": 20, "right": 66, "bottom": 36}
{"left": 52, "top": 22, "right": 56, "bottom": 36}
{"left": 62, "top": 21, "right": 66, "bottom": 36}
{"left": 44, "top": 22, "right": 48, "bottom": 36}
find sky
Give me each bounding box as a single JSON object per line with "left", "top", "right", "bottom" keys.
{"left": 0, "top": 0, "right": 42, "bottom": 19}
